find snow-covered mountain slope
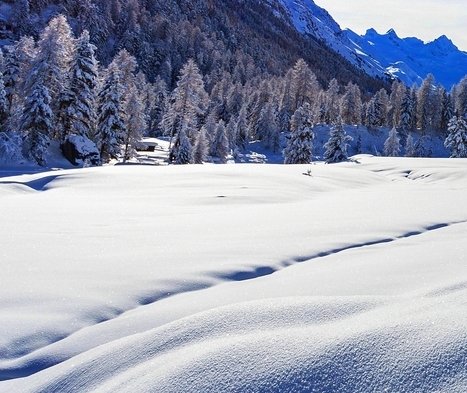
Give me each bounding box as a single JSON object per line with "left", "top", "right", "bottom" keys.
{"left": 346, "top": 28, "right": 467, "bottom": 88}
{"left": 271, "top": 0, "right": 467, "bottom": 88}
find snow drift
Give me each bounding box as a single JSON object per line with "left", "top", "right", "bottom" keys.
{"left": 1, "top": 156, "right": 467, "bottom": 392}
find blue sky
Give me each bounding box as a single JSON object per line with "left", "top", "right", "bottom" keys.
{"left": 315, "top": 0, "right": 467, "bottom": 51}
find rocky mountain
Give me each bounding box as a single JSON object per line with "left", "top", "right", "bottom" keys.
{"left": 272, "top": 0, "right": 467, "bottom": 88}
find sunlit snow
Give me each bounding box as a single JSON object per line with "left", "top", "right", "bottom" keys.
{"left": 1, "top": 152, "right": 467, "bottom": 392}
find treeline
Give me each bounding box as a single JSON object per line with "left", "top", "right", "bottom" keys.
{"left": 4, "top": 0, "right": 388, "bottom": 91}
{"left": 0, "top": 12, "right": 467, "bottom": 165}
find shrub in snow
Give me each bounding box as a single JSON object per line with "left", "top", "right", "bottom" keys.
{"left": 323, "top": 116, "right": 353, "bottom": 163}
{"left": 60, "top": 135, "right": 101, "bottom": 166}
{"left": 444, "top": 116, "right": 467, "bottom": 158}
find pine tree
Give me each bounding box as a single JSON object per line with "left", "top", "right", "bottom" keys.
{"left": 64, "top": 30, "right": 98, "bottom": 140}
{"left": 445, "top": 115, "right": 467, "bottom": 158}
{"left": 383, "top": 127, "right": 400, "bottom": 157}
{"left": 0, "top": 131, "right": 23, "bottom": 164}
{"left": 405, "top": 134, "right": 415, "bottom": 157}
{"left": 323, "top": 116, "right": 353, "bottom": 163}
{"left": 413, "top": 136, "right": 428, "bottom": 157}
{"left": 192, "top": 126, "right": 209, "bottom": 164}
{"left": 283, "top": 102, "right": 315, "bottom": 164}
{"left": 20, "top": 83, "right": 53, "bottom": 166}
{"left": 171, "top": 123, "right": 193, "bottom": 164}
{"left": 211, "top": 120, "right": 229, "bottom": 163}
{"left": 96, "top": 64, "right": 126, "bottom": 163}
{"left": 28, "top": 15, "right": 75, "bottom": 140}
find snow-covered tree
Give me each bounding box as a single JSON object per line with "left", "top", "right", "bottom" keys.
{"left": 323, "top": 116, "right": 353, "bottom": 163}
{"left": 63, "top": 30, "right": 98, "bottom": 140}
{"left": 0, "top": 132, "right": 23, "bottom": 164}
{"left": 383, "top": 127, "right": 400, "bottom": 157}
{"left": 235, "top": 105, "right": 250, "bottom": 150}
{"left": 290, "top": 58, "right": 319, "bottom": 112}
{"left": 413, "top": 135, "right": 428, "bottom": 157}
{"left": 405, "top": 134, "right": 415, "bottom": 157}
{"left": 20, "top": 83, "right": 53, "bottom": 166}
{"left": 445, "top": 115, "right": 467, "bottom": 158}
{"left": 340, "top": 82, "right": 362, "bottom": 125}
{"left": 28, "top": 15, "right": 75, "bottom": 139}
{"left": 192, "top": 126, "right": 208, "bottom": 164}
{"left": 96, "top": 64, "right": 126, "bottom": 163}
{"left": 211, "top": 120, "right": 229, "bottom": 163}
{"left": 283, "top": 102, "right": 315, "bottom": 164}
{"left": 163, "top": 59, "right": 207, "bottom": 148}
{"left": 170, "top": 123, "right": 193, "bottom": 164}
{"left": 122, "top": 88, "right": 146, "bottom": 162}
{"left": 255, "top": 102, "right": 279, "bottom": 150}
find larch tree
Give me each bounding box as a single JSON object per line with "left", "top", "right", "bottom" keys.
{"left": 383, "top": 127, "right": 400, "bottom": 157}
{"left": 163, "top": 59, "right": 207, "bottom": 151}
{"left": 235, "top": 105, "right": 250, "bottom": 150}
{"left": 340, "top": 82, "right": 362, "bottom": 125}
{"left": 283, "top": 102, "right": 315, "bottom": 164}
{"left": 122, "top": 87, "right": 146, "bottom": 162}
{"left": 445, "top": 115, "right": 467, "bottom": 158}
{"left": 323, "top": 116, "right": 353, "bottom": 163}
{"left": 290, "top": 59, "right": 319, "bottom": 112}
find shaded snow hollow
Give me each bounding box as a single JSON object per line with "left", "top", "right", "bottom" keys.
{"left": 1, "top": 156, "right": 467, "bottom": 392}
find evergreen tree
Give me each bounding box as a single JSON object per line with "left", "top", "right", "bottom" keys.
{"left": 383, "top": 127, "right": 400, "bottom": 157}
{"left": 96, "top": 64, "right": 126, "bottom": 163}
{"left": 0, "top": 70, "right": 9, "bottom": 130}
{"left": 63, "top": 30, "right": 99, "bottom": 140}
{"left": 440, "top": 88, "right": 454, "bottom": 136}
{"left": 455, "top": 76, "right": 467, "bottom": 120}
{"left": 405, "top": 133, "right": 415, "bottom": 157}
{"left": 29, "top": 15, "right": 75, "bottom": 140}
{"left": 171, "top": 123, "right": 193, "bottom": 164}
{"left": 20, "top": 83, "right": 53, "bottom": 166}
{"left": 211, "top": 120, "right": 229, "bottom": 163}
{"left": 413, "top": 136, "right": 428, "bottom": 157}
{"left": 323, "top": 116, "right": 353, "bottom": 163}
{"left": 192, "top": 126, "right": 208, "bottom": 164}
{"left": 0, "top": 131, "right": 23, "bottom": 164}
{"left": 283, "top": 102, "right": 315, "bottom": 164}
{"left": 445, "top": 115, "right": 467, "bottom": 158}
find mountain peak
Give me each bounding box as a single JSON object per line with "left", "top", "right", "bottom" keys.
{"left": 385, "top": 28, "right": 399, "bottom": 39}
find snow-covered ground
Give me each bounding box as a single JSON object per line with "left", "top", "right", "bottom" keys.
{"left": 1, "top": 146, "right": 467, "bottom": 391}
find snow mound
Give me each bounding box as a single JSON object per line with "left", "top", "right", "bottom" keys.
{"left": 7, "top": 295, "right": 467, "bottom": 392}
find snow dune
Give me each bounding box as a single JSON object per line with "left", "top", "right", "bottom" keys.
{"left": 1, "top": 156, "right": 467, "bottom": 392}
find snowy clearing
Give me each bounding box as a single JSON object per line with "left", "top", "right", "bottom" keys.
{"left": 1, "top": 155, "right": 467, "bottom": 392}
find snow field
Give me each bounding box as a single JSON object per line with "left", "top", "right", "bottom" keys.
{"left": 1, "top": 155, "right": 467, "bottom": 391}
